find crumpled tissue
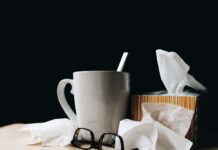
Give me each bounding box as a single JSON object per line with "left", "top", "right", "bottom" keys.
{"left": 142, "top": 107, "right": 193, "bottom": 150}
{"left": 115, "top": 119, "right": 158, "bottom": 150}
{"left": 116, "top": 118, "right": 192, "bottom": 150}
{"left": 19, "top": 119, "right": 78, "bottom": 146}
{"left": 156, "top": 49, "right": 207, "bottom": 94}
{"left": 142, "top": 103, "right": 194, "bottom": 137}
{"left": 19, "top": 117, "right": 192, "bottom": 149}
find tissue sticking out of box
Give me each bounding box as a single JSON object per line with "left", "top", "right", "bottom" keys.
{"left": 156, "top": 49, "right": 207, "bottom": 94}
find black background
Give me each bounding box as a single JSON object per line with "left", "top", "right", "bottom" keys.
{"left": 1, "top": 1, "right": 218, "bottom": 147}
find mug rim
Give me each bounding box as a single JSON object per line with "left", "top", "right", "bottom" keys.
{"left": 73, "top": 70, "right": 130, "bottom": 75}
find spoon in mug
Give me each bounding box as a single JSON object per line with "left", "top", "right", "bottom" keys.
{"left": 117, "top": 52, "right": 128, "bottom": 72}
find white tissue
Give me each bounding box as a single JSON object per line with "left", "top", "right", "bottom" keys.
{"left": 156, "top": 49, "right": 207, "bottom": 94}
{"left": 19, "top": 118, "right": 192, "bottom": 149}
{"left": 19, "top": 119, "right": 78, "bottom": 146}
{"left": 142, "top": 103, "right": 194, "bottom": 136}
{"left": 116, "top": 119, "right": 158, "bottom": 150}
{"left": 142, "top": 109, "right": 193, "bottom": 150}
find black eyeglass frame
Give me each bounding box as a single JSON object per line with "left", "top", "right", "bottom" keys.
{"left": 71, "top": 128, "right": 124, "bottom": 150}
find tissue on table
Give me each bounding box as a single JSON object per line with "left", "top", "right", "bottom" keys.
{"left": 19, "top": 117, "right": 191, "bottom": 150}
{"left": 19, "top": 118, "right": 78, "bottom": 146}
{"left": 117, "top": 119, "right": 192, "bottom": 150}
{"left": 142, "top": 103, "right": 194, "bottom": 137}
{"left": 116, "top": 119, "right": 158, "bottom": 150}
{"left": 142, "top": 112, "right": 193, "bottom": 150}
{"left": 19, "top": 117, "right": 192, "bottom": 150}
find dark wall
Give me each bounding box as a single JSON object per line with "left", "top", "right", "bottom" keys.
{"left": 1, "top": 1, "right": 218, "bottom": 146}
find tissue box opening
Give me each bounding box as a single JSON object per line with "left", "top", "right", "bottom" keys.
{"left": 131, "top": 91, "right": 200, "bottom": 149}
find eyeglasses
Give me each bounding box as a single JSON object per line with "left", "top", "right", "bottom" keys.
{"left": 71, "top": 128, "right": 124, "bottom": 150}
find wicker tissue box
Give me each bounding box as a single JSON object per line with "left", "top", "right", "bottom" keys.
{"left": 131, "top": 90, "right": 203, "bottom": 148}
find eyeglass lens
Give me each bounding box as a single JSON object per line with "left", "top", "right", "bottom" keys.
{"left": 73, "top": 128, "right": 124, "bottom": 150}
{"left": 73, "top": 128, "right": 93, "bottom": 149}
{"left": 100, "top": 134, "right": 116, "bottom": 149}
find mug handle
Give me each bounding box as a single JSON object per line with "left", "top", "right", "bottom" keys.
{"left": 57, "top": 79, "right": 77, "bottom": 122}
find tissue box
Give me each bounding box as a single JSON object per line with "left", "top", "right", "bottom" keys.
{"left": 131, "top": 90, "right": 202, "bottom": 148}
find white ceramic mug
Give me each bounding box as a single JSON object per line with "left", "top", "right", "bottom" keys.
{"left": 57, "top": 71, "right": 130, "bottom": 141}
